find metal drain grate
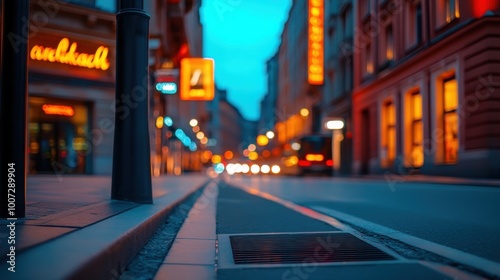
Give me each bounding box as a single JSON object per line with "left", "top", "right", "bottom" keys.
{"left": 229, "top": 232, "right": 395, "bottom": 264}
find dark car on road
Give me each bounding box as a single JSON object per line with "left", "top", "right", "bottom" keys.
{"left": 297, "top": 134, "right": 333, "bottom": 176}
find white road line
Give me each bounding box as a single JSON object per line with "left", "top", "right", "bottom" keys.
{"left": 312, "top": 205, "right": 500, "bottom": 278}
{"left": 233, "top": 184, "right": 500, "bottom": 278}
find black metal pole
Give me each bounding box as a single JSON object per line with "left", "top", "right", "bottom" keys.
{"left": 111, "top": 0, "right": 152, "bottom": 203}
{"left": 0, "top": 0, "right": 29, "bottom": 218}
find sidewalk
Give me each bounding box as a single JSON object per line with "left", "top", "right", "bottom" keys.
{"left": 0, "top": 174, "right": 209, "bottom": 280}
{"left": 1, "top": 174, "right": 495, "bottom": 279}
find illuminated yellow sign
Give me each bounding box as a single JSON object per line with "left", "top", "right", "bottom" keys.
{"left": 308, "top": 0, "right": 324, "bottom": 85}
{"left": 180, "top": 58, "right": 214, "bottom": 101}
{"left": 30, "top": 37, "right": 110, "bottom": 70}
{"left": 42, "top": 104, "right": 74, "bottom": 116}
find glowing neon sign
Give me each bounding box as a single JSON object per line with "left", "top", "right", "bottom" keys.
{"left": 30, "top": 38, "right": 110, "bottom": 70}
{"left": 42, "top": 104, "right": 75, "bottom": 116}
{"left": 308, "top": 0, "right": 324, "bottom": 85}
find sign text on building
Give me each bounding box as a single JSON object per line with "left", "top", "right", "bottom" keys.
{"left": 30, "top": 38, "right": 110, "bottom": 71}
{"left": 308, "top": 0, "right": 324, "bottom": 85}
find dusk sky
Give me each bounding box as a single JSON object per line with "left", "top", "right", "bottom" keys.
{"left": 200, "top": 0, "right": 292, "bottom": 121}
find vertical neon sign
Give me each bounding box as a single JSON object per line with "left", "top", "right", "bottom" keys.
{"left": 308, "top": 0, "right": 324, "bottom": 85}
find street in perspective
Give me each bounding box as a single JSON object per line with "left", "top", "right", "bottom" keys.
{"left": 1, "top": 0, "right": 500, "bottom": 279}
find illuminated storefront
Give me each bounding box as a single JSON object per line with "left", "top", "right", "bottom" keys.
{"left": 26, "top": 3, "right": 115, "bottom": 175}
{"left": 28, "top": 97, "right": 90, "bottom": 174}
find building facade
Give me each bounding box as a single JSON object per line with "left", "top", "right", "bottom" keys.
{"left": 322, "top": 0, "right": 355, "bottom": 175}
{"left": 207, "top": 88, "right": 244, "bottom": 159}
{"left": 275, "top": 0, "right": 319, "bottom": 154}
{"left": 147, "top": 0, "right": 206, "bottom": 175}
{"left": 259, "top": 52, "right": 279, "bottom": 136}
{"left": 352, "top": 0, "right": 500, "bottom": 178}
{"left": 25, "top": 1, "right": 117, "bottom": 175}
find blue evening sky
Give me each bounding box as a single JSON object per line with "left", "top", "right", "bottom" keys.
{"left": 200, "top": 0, "right": 292, "bottom": 121}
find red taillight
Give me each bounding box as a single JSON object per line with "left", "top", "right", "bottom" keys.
{"left": 326, "top": 159, "right": 333, "bottom": 166}
{"left": 298, "top": 160, "right": 311, "bottom": 166}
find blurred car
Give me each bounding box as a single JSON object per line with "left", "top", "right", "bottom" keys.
{"left": 296, "top": 134, "right": 333, "bottom": 176}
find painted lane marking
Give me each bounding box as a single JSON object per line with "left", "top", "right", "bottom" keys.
{"left": 229, "top": 183, "right": 498, "bottom": 279}
{"left": 311, "top": 206, "right": 500, "bottom": 278}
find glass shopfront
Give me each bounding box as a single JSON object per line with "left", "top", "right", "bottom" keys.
{"left": 28, "top": 97, "right": 91, "bottom": 174}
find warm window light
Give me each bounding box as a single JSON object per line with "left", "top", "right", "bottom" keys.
{"left": 189, "top": 119, "right": 198, "bottom": 127}
{"left": 366, "top": 61, "right": 374, "bottom": 74}
{"left": 300, "top": 108, "right": 310, "bottom": 117}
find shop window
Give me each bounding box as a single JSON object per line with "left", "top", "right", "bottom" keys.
{"left": 28, "top": 97, "right": 90, "bottom": 174}
{"left": 381, "top": 100, "right": 396, "bottom": 167}
{"left": 443, "top": 77, "right": 458, "bottom": 163}
{"left": 437, "top": 0, "right": 460, "bottom": 27}
{"left": 404, "top": 89, "right": 423, "bottom": 167}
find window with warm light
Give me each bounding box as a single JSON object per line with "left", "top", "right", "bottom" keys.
{"left": 363, "top": 42, "right": 373, "bottom": 76}
{"left": 437, "top": 0, "right": 460, "bottom": 27}
{"left": 443, "top": 77, "right": 458, "bottom": 163}
{"left": 381, "top": 100, "right": 396, "bottom": 167}
{"left": 406, "top": 1, "right": 423, "bottom": 49}
{"left": 445, "top": 0, "right": 460, "bottom": 23}
{"left": 405, "top": 90, "right": 423, "bottom": 167}
{"left": 385, "top": 24, "right": 394, "bottom": 62}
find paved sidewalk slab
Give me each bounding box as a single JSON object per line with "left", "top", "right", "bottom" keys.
{"left": 155, "top": 180, "right": 218, "bottom": 280}
{"left": 0, "top": 175, "right": 209, "bottom": 280}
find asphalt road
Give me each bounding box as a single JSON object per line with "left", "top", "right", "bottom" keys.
{"left": 223, "top": 175, "right": 500, "bottom": 264}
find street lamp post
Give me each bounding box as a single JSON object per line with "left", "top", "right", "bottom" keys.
{"left": 0, "top": 0, "right": 29, "bottom": 218}
{"left": 111, "top": 0, "right": 152, "bottom": 203}
{"left": 324, "top": 119, "right": 345, "bottom": 175}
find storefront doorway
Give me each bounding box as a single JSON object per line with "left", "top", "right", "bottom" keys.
{"left": 28, "top": 97, "right": 91, "bottom": 174}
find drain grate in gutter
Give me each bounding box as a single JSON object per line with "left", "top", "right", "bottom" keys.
{"left": 229, "top": 232, "right": 395, "bottom": 265}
